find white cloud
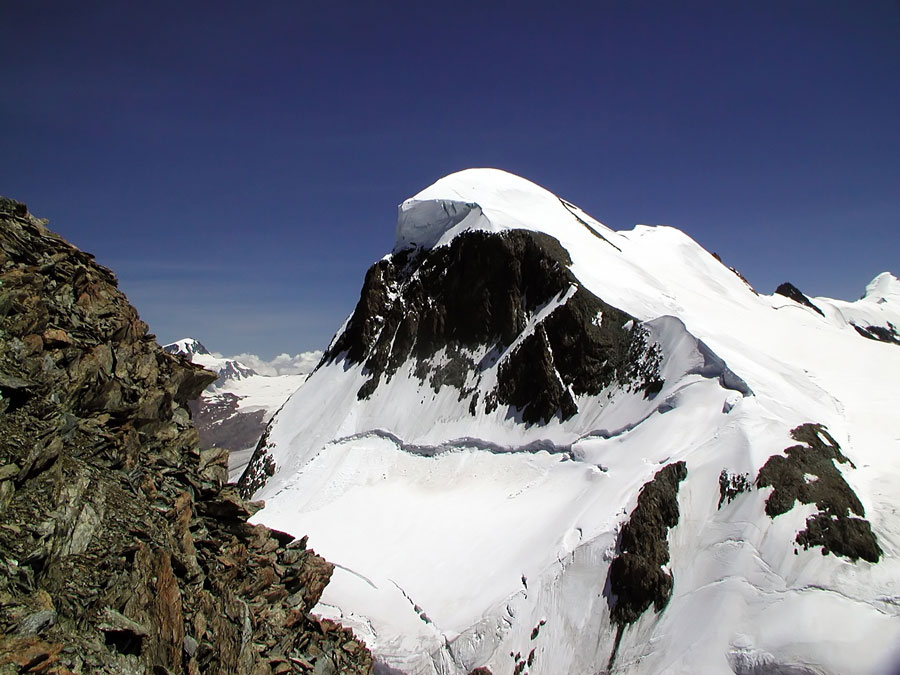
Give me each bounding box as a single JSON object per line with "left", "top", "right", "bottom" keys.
{"left": 224, "top": 350, "right": 323, "bottom": 377}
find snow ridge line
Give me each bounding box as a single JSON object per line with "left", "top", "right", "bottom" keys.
{"left": 558, "top": 197, "right": 622, "bottom": 252}
{"left": 328, "top": 428, "right": 576, "bottom": 458}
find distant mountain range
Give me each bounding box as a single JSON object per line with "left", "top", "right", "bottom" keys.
{"left": 163, "top": 338, "right": 317, "bottom": 481}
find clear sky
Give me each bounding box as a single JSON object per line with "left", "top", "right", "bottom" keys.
{"left": 2, "top": 1, "right": 898, "bottom": 358}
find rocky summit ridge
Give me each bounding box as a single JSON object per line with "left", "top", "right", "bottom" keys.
{"left": 0, "top": 198, "right": 371, "bottom": 674}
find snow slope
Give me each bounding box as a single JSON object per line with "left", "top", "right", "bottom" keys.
{"left": 246, "top": 169, "right": 900, "bottom": 675}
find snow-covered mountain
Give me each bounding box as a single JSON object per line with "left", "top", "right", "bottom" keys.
{"left": 164, "top": 338, "right": 261, "bottom": 384}
{"left": 164, "top": 338, "right": 316, "bottom": 480}
{"left": 240, "top": 169, "right": 900, "bottom": 675}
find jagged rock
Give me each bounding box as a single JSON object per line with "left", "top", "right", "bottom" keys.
{"left": 717, "top": 469, "right": 751, "bottom": 508}
{"left": 0, "top": 198, "right": 373, "bottom": 673}
{"left": 15, "top": 609, "right": 56, "bottom": 637}
{"left": 608, "top": 461, "right": 688, "bottom": 626}
{"left": 0, "top": 635, "right": 68, "bottom": 674}
{"left": 756, "top": 423, "right": 881, "bottom": 562}
{"left": 851, "top": 322, "right": 900, "bottom": 345}
{"left": 604, "top": 461, "right": 687, "bottom": 671}
{"left": 322, "top": 229, "right": 662, "bottom": 423}
{"left": 775, "top": 282, "right": 825, "bottom": 316}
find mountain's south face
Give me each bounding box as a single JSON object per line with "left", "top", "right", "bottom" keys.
{"left": 241, "top": 170, "right": 900, "bottom": 674}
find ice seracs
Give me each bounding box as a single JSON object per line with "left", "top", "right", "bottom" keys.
{"left": 242, "top": 169, "right": 900, "bottom": 675}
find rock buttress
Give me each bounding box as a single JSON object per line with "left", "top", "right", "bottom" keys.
{"left": 608, "top": 461, "right": 688, "bottom": 626}
{"left": 756, "top": 423, "right": 880, "bottom": 563}
{"left": 321, "top": 230, "right": 662, "bottom": 424}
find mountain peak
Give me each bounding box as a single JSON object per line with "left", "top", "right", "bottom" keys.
{"left": 862, "top": 271, "right": 900, "bottom": 303}
{"left": 164, "top": 337, "right": 211, "bottom": 356}
{"left": 244, "top": 172, "right": 900, "bottom": 674}
{"left": 395, "top": 168, "right": 615, "bottom": 251}
{"left": 409, "top": 167, "right": 554, "bottom": 203}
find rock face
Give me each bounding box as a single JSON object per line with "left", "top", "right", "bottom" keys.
{"left": 321, "top": 229, "right": 662, "bottom": 424}
{"left": 187, "top": 394, "right": 267, "bottom": 459}
{"left": 608, "top": 462, "right": 688, "bottom": 627}
{"left": 0, "top": 198, "right": 372, "bottom": 673}
{"left": 605, "top": 461, "right": 687, "bottom": 670}
{"left": 851, "top": 322, "right": 900, "bottom": 345}
{"left": 756, "top": 423, "right": 881, "bottom": 563}
{"left": 774, "top": 282, "right": 824, "bottom": 316}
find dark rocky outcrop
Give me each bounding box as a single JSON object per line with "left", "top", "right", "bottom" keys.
{"left": 325, "top": 231, "right": 574, "bottom": 378}
{"left": 238, "top": 425, "right": 279, "bottom": 501}
{"left": 498, "top": 286, "right": 662, "bottom": 424}
{"left": 322, "top": 230, "right": 662, "bottom": 424}
{"left": 608, "top": 461, "right": 688, "bottom": 626}
{"left": 0, "top": 198, "right": 372, "bottom": 673}
{"left": 718, "top": 469, "right": 752, "bottom": 508}
{"left": 756, "top": 423, "right": 881, "bottom": 563}
{"left": 851, "top": 322, "right": 900, "bottom": 345}
{"left": 774, "top": 282, "right": 825, "bottom": 316}
{"left": 605, "top": 462, "right": 687, "bottom": 671}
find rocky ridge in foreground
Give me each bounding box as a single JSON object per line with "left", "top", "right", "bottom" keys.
{"left": 0, "top": 197, "right": 371, "bottom": 673}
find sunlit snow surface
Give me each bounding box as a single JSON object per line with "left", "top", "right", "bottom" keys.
{"left": 251, "top": 169, "right": 900, "bottom": 674}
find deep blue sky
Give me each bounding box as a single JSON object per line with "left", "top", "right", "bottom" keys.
{"left": 2, "top": 2, "right": 898, "bottom": 357}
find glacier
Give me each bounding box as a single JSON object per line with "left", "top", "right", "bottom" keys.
{"left": 165, "top": 338, "right": 314, "bottom": 480}
{"left": 242, "top": 169, "right": 900, "bottom": 675}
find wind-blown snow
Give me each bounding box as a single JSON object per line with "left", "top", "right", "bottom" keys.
{"left": 250, "top": 169, "right": 900, "bottom": 675}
